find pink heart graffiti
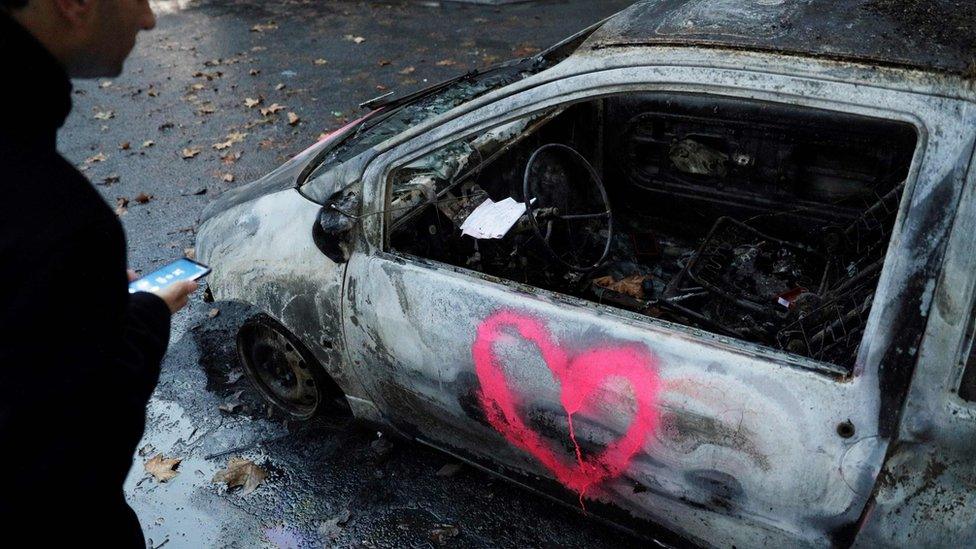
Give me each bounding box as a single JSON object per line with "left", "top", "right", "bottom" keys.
{"left": 473, "top": 310, "right": 661, "bottom": 501}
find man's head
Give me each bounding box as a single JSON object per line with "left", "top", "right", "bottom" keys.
{"left": 3, "top": 0, "right": 156, "bottom": 78}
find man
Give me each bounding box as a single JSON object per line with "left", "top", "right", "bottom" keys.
{"left": 0, "top": 0, "right": 196, "bottom": 544}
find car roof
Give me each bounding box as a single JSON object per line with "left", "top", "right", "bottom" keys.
{"left": 584, "top": 0, "right": 975, "bottom": 76}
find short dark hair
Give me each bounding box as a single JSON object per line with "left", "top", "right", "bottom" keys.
{"left": 1, "top": 0, "right": 29, "bottom": 8}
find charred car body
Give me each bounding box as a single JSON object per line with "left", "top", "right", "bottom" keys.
{"left": 196, "top": 1, "right": 976, "bottom": 546}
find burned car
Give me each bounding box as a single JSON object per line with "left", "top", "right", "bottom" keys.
{"left": 196, "top": 1, "right": 976, "bottom": 546}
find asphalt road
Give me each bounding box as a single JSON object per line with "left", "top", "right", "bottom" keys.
{"left": 56, "top": 1, "right": 649, "bottom": 547}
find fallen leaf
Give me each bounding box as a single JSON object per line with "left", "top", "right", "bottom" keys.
{"left": 145, "top": 454, "right": 182, "bottom": 482}
{"left": 119, "top": 141, "right": 131, "bottom": 150}
{"left": 274, "top": 83, "right": 286, "bottom": 91}
{"left": 147, "top": 87, "right": 159, "bottom": 97}
{"left": 221, "top": 173, "right": 235, "bottom": 183}
{"left": 115, "top": 197, "right": 129, "bottom": 216}
{"left": 251, "top": 46, "right": 266, "bottom": 52}
{"left": 189, "top": 186, "right": 207, "bottom": 196}
{"left": 377, "top": 59, "right": 391, "bottom": 66}
{"left": 189, "top": 83, "right": 206, "bottom": 91}
{"left": 208, "top": 307, "right": 221, "bottom": 319}
{"left": 375, "top": 84, "right": 388, "bottom": 91}
{"left": 184, "top": 247, "right": 196, "bottom": 259}
{"left": 134, "top": 192, "right": 153, "bottom": 204}
{"left": 99, "top": 80, "right": 113, "bottom": 88}
{"left": 249, "top": 68, "right": 260, "bottom": 76}
{"left": 260, "top": 103, "right": 285, "bottom": 116}
{"left": 93, "top": 109, "right": 114, "bottom": 120}
{"left": 142, "top": 140, "right": 155, "bottom": 148}
{"left": 313, "top": 58, "right": 328, "bottom": 65}
{"left": 221, "top": 150, "right": 243, "bottom": 164}
{"left": 287, "top": 112, "right": 300, "bottom": 126}
{"left": 250, "top": 22, "right": 278, "bottom": 33}
{"left": 197, "top": 103, "right": 216, "bottom": 115}
{"left": 85, "top": 152, "right": 108, "bottom": 164}
{"left": 244, "top": 97, "right": 261, "bottom": 108}
{"left": 435, "top": 59, "right": 456, "bottom": 66}
{"left": 212, "top": 457, "right": 267, "bottom": 495}
{"left": 101, "top": 174, "right": 121, "bottom": 185}
{"left": 343, "top": 34, "right": 365, "bottom": 44}
{"left": 180, "top": 147, "right": 201, "bottom": 159}
{"left": 398, "top": 66, "right": 416, "bottom": 75}
{"left": 592, "top": 274, "right": 651, "bottom": 300}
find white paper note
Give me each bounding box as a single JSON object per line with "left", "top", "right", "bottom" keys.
{"left": 460, "top": 197, "right": 526, "bottom": 239}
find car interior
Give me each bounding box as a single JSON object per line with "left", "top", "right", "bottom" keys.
{"left": 386, "top": 93, "right": 918, "bottom": 372}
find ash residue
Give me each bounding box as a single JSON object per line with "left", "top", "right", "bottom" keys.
{"left": 864, "top": 0, "right": 976, "bottom": 66}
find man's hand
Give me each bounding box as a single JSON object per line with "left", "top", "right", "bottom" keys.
{"left": 129, "top": 268, "right": 197, "bottom": 314}
{"left": 153, "top": 280, "right": 198, "bottom": 314}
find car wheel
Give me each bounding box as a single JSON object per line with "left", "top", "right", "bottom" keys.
{"left": 236, "top": 314, "right": 339, "bottom": 420}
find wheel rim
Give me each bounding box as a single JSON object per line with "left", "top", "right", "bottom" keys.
{"left": 239, "top": 322, "right": 319, "bottom": 418}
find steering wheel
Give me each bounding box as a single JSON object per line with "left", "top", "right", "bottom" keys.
{"left": 523, "top": 143, "right": 613, "bottom": 271}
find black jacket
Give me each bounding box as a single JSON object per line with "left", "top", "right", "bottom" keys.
{"left": 0, "top": 14, "right": 170, "bottom": 545}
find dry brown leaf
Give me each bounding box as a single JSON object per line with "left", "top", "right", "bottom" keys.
{"left": 147, "top": 87, "right": 159, "bottom": 97}
{"left": 244, "top": 97, "right": 261, "bottom": 108}
{"left": 134, "top": 192, "right": 153, "bottom": 204}
{"left": 114, "top": 197, "right": 129, "bottom": 216}
{"left": 435, "top": 59, "right": 456, "bottom": 66}
{"left": 85, "top": 152, "right": 108, "bottom": 164}
{"left": 248, "top": 68, "right": 260, "bottom": 76}
{"left": 190, "top": 83, "right": 206, "bottom": 91}
{"left": 378, "top": 59, "right": 391, "bottom": 66}
{"left": 197, "top": 103, "right": 216, "bottom": 115}
{"left": 221, "top": 173, "right": 235, "bottom": 183}
{"left": 250, "top": 22, "right": 278, "bottom": 33}
{"left": 313, "top": 58, "right": 328, "bottom": 65}
{"left": 221, "top": 150, "right": 243, "bottom": 164}
{"left": 184, "top": 247, "right": 196, "bottom": 259}
{"left": 212, "top": 457, "right": 267, "bottom": 495}
{"left": 145, "top": 454, "right": 182, "bottom": 482}
{"left": 260, "top": 103, "right": 285, "bottom": 116}
{"left": 398, "top": 66, "right": 416, "bottom": 75}
{"left": 142, "top": 140, "right": 155, "bottom": 148}
{"left": 119, "top": 141, "right": 131, "bottom": 151}
{"left": 181, "top": 147, "right": 201, "bottom": 159}
{"left": 93, "top": 109, "right": 114, "bottom": 120}
{"left": 592, "top": 274, "right": 651, "bottom": 300}
{"left": 287, "top": 112, "right": 300, "bottom": 126}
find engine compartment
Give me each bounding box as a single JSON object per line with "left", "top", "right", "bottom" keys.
{"left": 388, "top": 93, "right": 917, "bottom": 371}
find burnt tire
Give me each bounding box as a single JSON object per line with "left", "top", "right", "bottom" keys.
{"left": 236, "top": 314, "right": 341, "bottom": 420}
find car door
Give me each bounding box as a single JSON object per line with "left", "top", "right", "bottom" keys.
{"left": 338, "top": 62, "right": 974, "bottom": 547}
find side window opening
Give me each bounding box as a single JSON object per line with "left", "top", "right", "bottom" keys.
{"left": 957, "top": 298, "right": 976, "bottom": 402}
{"left": 386, "top": 93, "right": 918, "bottom": 372}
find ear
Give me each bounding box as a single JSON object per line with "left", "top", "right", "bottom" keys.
{"left": 51, "top": 0, "right": 96, "bottom": 25}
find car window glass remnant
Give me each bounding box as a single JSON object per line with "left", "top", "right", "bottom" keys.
{"left": 387, "top": 93, "right": 918, "bottom": 372}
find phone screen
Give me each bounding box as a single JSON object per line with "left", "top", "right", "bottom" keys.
{"left": 129, "top": 258, "right": 211, "bottom": 294}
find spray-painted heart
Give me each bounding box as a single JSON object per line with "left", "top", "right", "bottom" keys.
{"left": 473, "top": 310, "right": 661, "bottom": 500}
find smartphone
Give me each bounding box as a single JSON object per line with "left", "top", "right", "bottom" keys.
{"left": 129, "top": 258, "right": 211, "bottom": 294}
